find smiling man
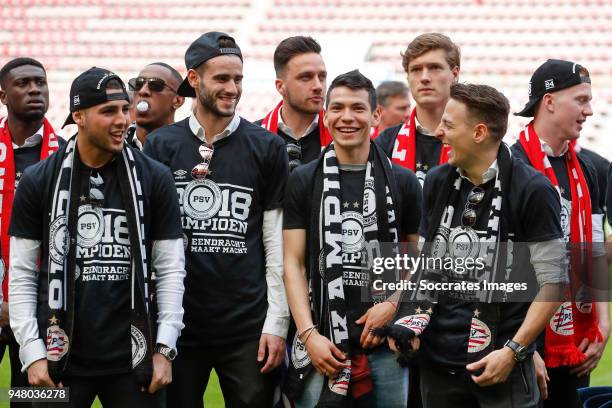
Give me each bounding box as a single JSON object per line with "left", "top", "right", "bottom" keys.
{"left": 384, "top": 83, "right": 567, "bottom": 408}
{"left": 126, "top": 62, "right": 185, "bottom": 150}
{"left": 258, "top": 36, "right": 330, "bottom": 171}
{"left": 0, "top": 57, "right": 61, "bottom": 401}
{"left": 511, "top": 59, "right": 610, "bottom": 408}
{"left": 374, "top": 33, "right": 459, "bottom": 185}
{"left": 283, "top": 70, "right": 421, "bottom": 407}
{"left": 144, "top": 32, "right": 290, "bottom": 407}
{"left": 8, "top": 67, "right": 185, "bottom": 407}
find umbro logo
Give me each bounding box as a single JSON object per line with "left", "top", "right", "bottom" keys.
{"left": 174, "top": 169, "right": 188, "bottom": 179}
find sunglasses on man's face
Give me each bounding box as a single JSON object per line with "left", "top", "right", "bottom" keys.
{"left": 128, "top": 77, "right": 177, "bottom": 94}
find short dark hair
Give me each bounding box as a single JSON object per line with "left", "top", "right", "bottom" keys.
{"left": 450, "top": 83, "right": 510, "bottom": 141}
{"left": 0, "top": 57, "right": 46, "bottom": 88}
{"left": 401, "top": 33, "right": 460, "bottom": 74}
{"left": 149, "top": 62, "right": 183, "bottom": 84}
{"left": 376, "top": 81, "right": 409, "bottom": 107}
{"left": 326, "top": 70, "right": 377, "bottom": 110}
{"left": 273, "top": 36, "right": 321, "bottom": 77}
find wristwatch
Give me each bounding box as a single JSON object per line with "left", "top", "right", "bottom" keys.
{"left": 504, "top": 339, "right": 528, "bottom": 362}
{"left": 154, "top": 344, "right": 178, "bottom": 361}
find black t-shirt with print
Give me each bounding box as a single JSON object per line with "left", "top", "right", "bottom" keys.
{"left": 144, "top": 117, "right": 288, "bottom": 347}
{"left": 512, "top": 143, "right": 603, "bottom": 243}
{"left": 9, "top": 145, "right": 182, "bottom": 375}
{"left": 374, "top": 124, "right": 443, "bottom": 186}
{"left": 418, "top": 159, "right": 563, "bottom": 369}
{"left": 283, "top": 155, "right": 422, "bottom": 351}
{"left": 254, "top": 119, "right": 323, "bottom": 167}
{"left": 578, "top": 147, "right": 609, "bottom": 213}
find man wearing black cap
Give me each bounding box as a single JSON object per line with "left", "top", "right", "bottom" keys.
{"left": 8, "top": 67, "right": 186, "bottom": 407}
{"left": 511, "top": 59, "right": 610, "bottom": 408}
{"left": 126, "top": 62, "right": 185, "bottom": 150}
{"left": 144, "top": 32, "right": 289, "bottom": 407}
{"left": 0, "top": 57, "right": 62, "bottom": 405}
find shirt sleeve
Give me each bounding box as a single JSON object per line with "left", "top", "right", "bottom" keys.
{"left": 150, "top": 166, "right": 183, "bottom": 240}
{"left": 8, "top": 167, "right": 43, "bottom": 240}
{"left": 152, "top": 238, "right": 186, "bottom": 349}
{"left": 283, "top": 168, "right": 308, "bottom": 230}
{"left": 261, "top": 208, "right": 289, "bottom": 338}
{"left": 520, "top": 176, "right": 563, "bottom": 242}
{"left": 262, "top": 139, "right": 289, "bottom": 211}
{"left": 8, "top": 237, "right": 47, "bottom": 371}
{"left": 528, "top": 239, "right": 569, "bottom": 286}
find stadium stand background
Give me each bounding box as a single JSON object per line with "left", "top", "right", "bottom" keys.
{"left": 1, "top": 0, "right": 611, "bottom": 157}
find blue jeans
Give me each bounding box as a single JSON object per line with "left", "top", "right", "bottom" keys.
{"left": 295, "top": 347, "right": 409, "bottom": 408}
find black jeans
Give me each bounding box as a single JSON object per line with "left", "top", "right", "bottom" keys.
{"left": 1, "top": 326, "right": 31, "bottom": 408}
{"left": 31, "top": 372, "right": 165, "bottom": 408}
{"left": 420, "top": 358, "right": 539, "bottom": 408}
{"left": 168, "top": 339, "right": 278, "bottom": 408}
{"left": 543, "top": 367, "right": 589, "bottom": 408}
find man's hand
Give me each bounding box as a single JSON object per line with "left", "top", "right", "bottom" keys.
{"left": 27, "top": 359, "right": 58, "bottom": 387}
{"left": 467, "top": 347, "right": 516, "bottom": 386}
{"left": 356, "top": 302, "right": 396, "bottom": 349}
{"left": 569, "top": 336, "right": 608, "bottom": 377}
{"left": 145, "top": 353, "right": 172, "bottom": 394}
{"left": 304, "top": 331, "right": 348, "bottom": 377}
{"left": 0, "top": 301, "right": 9, "bottom": 327}
{"left": 257, "top": 333, "right": 285, "bottom": 374}
{"left": 533, "top": 351, "right": 549, "bottom": 400}
{"left": 388, "top": 335, "right": 420, "bottom": 354}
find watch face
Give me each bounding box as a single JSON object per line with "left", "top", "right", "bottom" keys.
{"left": 168, "top": 348, "right": 177, "bottom": 360}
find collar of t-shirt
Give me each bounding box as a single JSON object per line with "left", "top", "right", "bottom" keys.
{"left": 414, "top": 115, "right": 434, "bottom": 136}
{"left": 12, "top": 124, "right": 44, "bottom": 150}
{"left": 458, "top": 159, "right": 498, "bottom": 184}
{"left": 277, "top": 107, "right": 319, "bottom": 140}
{"left": 188, "top": 113, "right": 240, "bottom": 143}
{"left": 339, "top": 163, "right": 367, "bottom": 172}
{"left": 540, "top": 138, "right": 569, "bottom": 157}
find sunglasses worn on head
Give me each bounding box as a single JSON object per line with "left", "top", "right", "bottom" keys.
{"left": 192, "top": 143, "right": 214, "bottom": 180}
{"left": 128, "top": 77, "right": 177, "bottom": 94}
{"left": 461, "top": 186, "right": 485, "bottom": 228}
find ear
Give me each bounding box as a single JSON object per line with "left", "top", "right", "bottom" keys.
{"left": 0, "top": 89, "right": 6, "bottom": 105}
{"left": 323, "top": 110, "right": 330, "bottom": 129}
{"left": 73, "top": 110, "right": 85, "bottom": 127}
{"left": 173, "top": 95, "right": 185, "bottom": 110}
{"left": 187, "top": 69, "right": 199, "bottom": 90}
{"left": 370, "top": 105, "right": 382, "bottom": 129}
{"left": 473, "top": 123, "right": 488, "bottom": 144}
{"left": 451, "top": 66, "right": 460, "bottom": 83}
{"left": 542, "top": 93, "right": 554, "bottom": 114}
{"left": 275, "top": 78, "right": 285, "bottom": 98}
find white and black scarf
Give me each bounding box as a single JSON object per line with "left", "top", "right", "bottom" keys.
{"left": 46, "top": 138, "right": 154, "bottom": 385}
{"left": 384, "top": 144, "right": 513, "bottom": 363}
{"left": 285, "top": 142, "right": 399, "bottom": 406}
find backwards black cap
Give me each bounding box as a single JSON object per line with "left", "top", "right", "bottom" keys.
{"left": 515, "top": 59, "right": 591, "bottom": 117}
{"left": 177, "top": 32, "right": 242, "bottom": 97}
{"left": 63, "top": 67, "right": 130, "bottom": 128}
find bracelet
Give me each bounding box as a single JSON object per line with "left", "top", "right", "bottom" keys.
{"left": 303, "top": 327, "right": 317, "bottom": 346}
{"left": 298, "top": 324, "right": 318, "bottom": 341}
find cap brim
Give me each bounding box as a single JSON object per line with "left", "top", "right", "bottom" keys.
{"left": 62, "top": 112, "right": 75, "bottom": 128}
{"left": 177, "top": 78, "right": 196, "bottom": 97}
{"left": 514, "top": 98, "right": 539, "bottom": 117}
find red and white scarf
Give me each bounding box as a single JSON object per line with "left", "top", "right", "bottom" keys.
{"left": 390, "top": 108, "right": 449, "bottom": 172}
{"left": 519, "top": 122, "right": 602, "bottom": 368}
{"left": 261, "top": 100, "right": 332, "bottom": 149}
{"left": 0, "top": 117, "right": 59, "bottom": 300}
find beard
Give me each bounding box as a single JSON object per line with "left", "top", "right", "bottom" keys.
{"left": 285, "top": 89, "right": 321, "bottom": 115}
{"left": 198, "top": 87, "right": 237, "bottom": 118}
{"left": 14, "top": 109, "right": 45, "bottom": 122}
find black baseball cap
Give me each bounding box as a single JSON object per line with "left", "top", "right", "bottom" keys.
{"left": 177, "top": 32, "right": 242, "bottom": 97}
{"left": 62, "top": 67, "right": 130, "bottom": 128}
{"left": 515, "top": 59, "right": 591, "bottom": 117}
